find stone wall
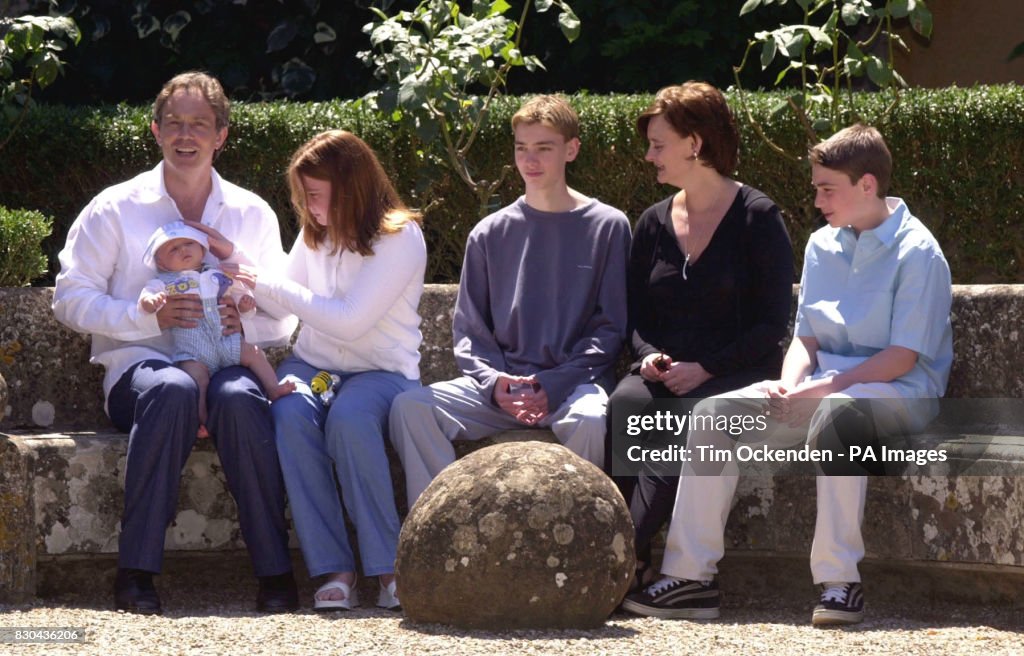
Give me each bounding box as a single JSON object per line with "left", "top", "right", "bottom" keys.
{"left": 2, "top": 285, "right": 1024, "bottom": 604}
{"left": 3, "top": 285, "right": 1022, "bottom": 430}
{"left": 0, "top": 286, "right": 462, "bottom": 430}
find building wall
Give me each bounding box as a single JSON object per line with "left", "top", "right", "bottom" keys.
{"left": 894, "top": 0, "right": 1024, "bottom": 86}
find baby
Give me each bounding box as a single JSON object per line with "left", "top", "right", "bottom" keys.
{"left": 139, "top": 221, "right": 294, "bottom": 437}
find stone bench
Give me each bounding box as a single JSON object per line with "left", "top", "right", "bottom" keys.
{"left": 2, "top": 285, "right": 1023, "bottom": 604}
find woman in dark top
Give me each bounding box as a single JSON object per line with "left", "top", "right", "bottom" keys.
{"left": 606, "top": 81, "right": 794, "bottom": 589}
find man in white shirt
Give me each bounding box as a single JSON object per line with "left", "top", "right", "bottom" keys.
{"left": 53, "top": 72, "right": 299, "bottom": 614}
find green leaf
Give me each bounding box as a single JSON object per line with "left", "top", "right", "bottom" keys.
{"left": 889, "top": 0, "right": 910, "bottom": 19}
{"left": 840, "top": 3, "right": 863, "bottom": 26}
{"left": 266, "top": 18, "right": 299, "bottom": 53}
{"left": 25, "top": 23, "right": 45, "bottom": 49}
{"left": 774, "top": 64, "right": 792, "bottom": 86}
{"left": 812, "top": 117, "right": 832, "bottom": 134}
{"left": 865, "top": 55, "right": 893, "bottom": 86}
{"left": 37, "top": 51, "right": 61, "bottom": 87}
{"left": 909, "top": 5, "right": 933, "bottom": 39}
{"left": 276, "top": 58, "right": 316, "bottom": 97}
{"left": 523, "top": 54, "right": 545, "bottom": 72}
{"left": 844, "top": 41, "right": 865, "bottom": 76}
{"left": 314, "top": 22, "right": 337, "bottom": 44}
{"left": 489, "top": 0, "right": 512, "bottom": 16}
{"left": 374, "top": 85, "right": 399, "bottom": 114}
{"left": 130, "top": 13, "right": 160, "bottom": 39}
{"left": 1010, "top": 41, "right": 1024, "bottom": 62}
{"left": 534, "top": 0, "right": 554, "bottom": 12}
{"left": 740, "top": 0, "right": 764, "bottom": 17}
{"left": 781, "top": 30, "right": 806, "bottom": 58}
{"left": 162, "top": 11, "right": 191, "bottom": 42}
{"left": 823, "top": 7, "right": 838, "bottom": 32}
{"left": 499, "top": 42, "right": 523, "bottom": 64}
{"left": 369, "top": 23, "right": 396, "bottom": 47}
{"left": 806, "top": 26, "right": 831, "bottom": 50}
{"left": 760, "top": 38, "right": 777, "bottom": 69}
{"left": 557, "top": 7, "right": 580, "bottom": 42}
{"left": 397, "top": 72, "right": 429, "bottom": 108}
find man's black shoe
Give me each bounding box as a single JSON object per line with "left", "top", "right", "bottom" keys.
{"left": 113, "top": 568, "right": 162, "bottom": 615}
{"left": 257, "top": 572, "right": 299, "bottom": 613}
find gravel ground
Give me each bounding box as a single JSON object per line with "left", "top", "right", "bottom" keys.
{"left": 2, "top": 577, "right": 1021, "bottom": 656}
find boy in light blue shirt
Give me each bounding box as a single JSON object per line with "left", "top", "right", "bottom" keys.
{"left": 623, "top": 124, "right": 953, "bottom": 626}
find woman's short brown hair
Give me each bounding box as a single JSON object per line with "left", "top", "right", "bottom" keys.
{"left": 287, "top": 130, "right": 421, "bottom": 256}
{"left": 636, "top": 81, "right": 739, "bottom": 176}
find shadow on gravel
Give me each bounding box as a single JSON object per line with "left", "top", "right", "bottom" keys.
{"left": 397, "top": 618, "right": 640, "bottom": 640}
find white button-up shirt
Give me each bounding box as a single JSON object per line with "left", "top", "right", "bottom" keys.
{"left": 53, "top": 162, "right": 297, "bottom": 406}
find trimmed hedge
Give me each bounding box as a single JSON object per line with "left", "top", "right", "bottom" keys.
{"left": 0, "top": 206, "right": 52, "bottom": 286}
{"left": 0, "top": 86, "right": 1021, "bottom": 284}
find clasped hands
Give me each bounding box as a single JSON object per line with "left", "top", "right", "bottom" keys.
{"left": 640, "top": 353, "right": 711, "bottom": 396}
{"left": 493, "top": 374, "right": 548, "bottom": 426}
{"left": 761, "top": 377, "right": 838, "bottom": 427}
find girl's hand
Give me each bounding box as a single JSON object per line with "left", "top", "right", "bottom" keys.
{"left": 220, "top": 262, "right": 258, "bottom": 289}
{"left": 184, "top": 220, "right": 235, "bottom": 260}
{"left": 236, "top": 295, "right": 256, "bottom": 314}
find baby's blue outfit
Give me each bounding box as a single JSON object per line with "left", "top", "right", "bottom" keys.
{"left": 155, "top": 266, "right": 241, "bottom": 372}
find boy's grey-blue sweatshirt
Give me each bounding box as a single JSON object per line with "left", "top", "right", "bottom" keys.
{"left": 453, "top": 196, "right": 632, "bottom": 411}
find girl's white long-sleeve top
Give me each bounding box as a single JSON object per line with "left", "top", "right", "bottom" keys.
{"left": 254, "top": 221, "right": 427, "bottom": 380}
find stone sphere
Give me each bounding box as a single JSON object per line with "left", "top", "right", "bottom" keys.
{"left": 396, "top": 441, "right": 635, "bottom": 629}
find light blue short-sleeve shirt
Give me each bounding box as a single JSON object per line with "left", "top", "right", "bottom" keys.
{"left": 794, "top": 197, "right": 953, "bottom": 398}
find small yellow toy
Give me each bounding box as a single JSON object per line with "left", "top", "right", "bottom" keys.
{"left": 310, "top": 370, "right": 341, "bottom": 405}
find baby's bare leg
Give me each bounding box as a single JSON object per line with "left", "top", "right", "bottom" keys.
{"left": 239, "top": 340, "right": 295, "bottom": 401}
{"left": 178, "top": 359, "right": 211, "bottom": 438}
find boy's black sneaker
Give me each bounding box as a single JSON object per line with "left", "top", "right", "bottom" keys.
{"left": 621, "top": 577, "right": 720, "bottom": 619}
{"left": 812, "top": 582, "right": 865, "bottom": 625}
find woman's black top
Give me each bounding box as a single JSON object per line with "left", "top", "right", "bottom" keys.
{"left": 627, "top": 184, "right": 794, "bottom": 379}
